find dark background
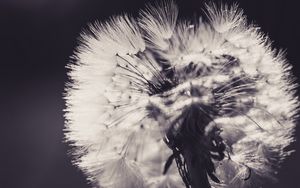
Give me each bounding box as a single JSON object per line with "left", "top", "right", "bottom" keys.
{"left": 0, "top": 0, "right": 299, "bottom": 187}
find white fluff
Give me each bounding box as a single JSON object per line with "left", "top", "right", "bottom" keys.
{"left": 65, "top": 1, "right": 299, "bottom": 187}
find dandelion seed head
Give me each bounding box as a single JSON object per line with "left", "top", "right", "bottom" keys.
{"left": 64, "top": 1, "right": 299, "bottom": 188}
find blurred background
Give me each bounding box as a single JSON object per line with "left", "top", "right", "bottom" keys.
{"left": 0, "top": 0, "right": 299, "bottom": 187}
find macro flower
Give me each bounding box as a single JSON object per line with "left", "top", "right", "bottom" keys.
{"left": 64, "top": 1, "right": 299, "bottom": 187}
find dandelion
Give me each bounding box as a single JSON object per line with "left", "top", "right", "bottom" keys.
{"left": 64, "top": 1, "right": 299, "bottom": 188}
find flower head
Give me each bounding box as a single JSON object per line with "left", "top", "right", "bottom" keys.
{"left": 65, "top": 1, "right": 299, "bottom": 187}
